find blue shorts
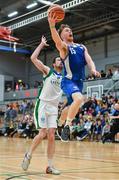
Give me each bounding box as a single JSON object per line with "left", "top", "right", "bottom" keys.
{"left": 61, "top": 78, "right": 83, "bottom": 105}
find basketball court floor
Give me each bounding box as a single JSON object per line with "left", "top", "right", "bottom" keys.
{"left": 0, "top": 137, "right": 119, "bottom": 180}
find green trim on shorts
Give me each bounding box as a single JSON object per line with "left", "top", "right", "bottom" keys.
{"left": 34, "top": 99, "right": 40, "bottom": 129}
{"left": 34, "top": 69, "right": 53, "bottom": 129}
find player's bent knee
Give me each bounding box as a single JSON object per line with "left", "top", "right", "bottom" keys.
{"left": 72, "top": 93, "right": 84, "bottom": 104}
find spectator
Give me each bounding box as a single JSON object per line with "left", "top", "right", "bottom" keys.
{"left": 100, "top": 70, "right": 106, "bottom": 78}
{"left": 106, "top": 69, "right": 113, "bottom": 78}
{"left": 93, "top": 118, "right": 102, "bottom": 141}
{"left": 113, "top": 67, "right": 119, "bottom": 80}
{"left": 9, "top": 106, "right": 17, "bottom": 128}
{"left": 102, "top": 103, "right": 119, "bottom": 143}
{"left": 76, "top": 116, "right": 92, "bottom": 141}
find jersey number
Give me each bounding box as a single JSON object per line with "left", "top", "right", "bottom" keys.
{"left": 70, "top": 47, "right": 76, "bottom": 54}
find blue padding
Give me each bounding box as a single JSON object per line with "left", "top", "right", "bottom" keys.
{"left": 0, "top": 45, "right": 31, "bottom": 54}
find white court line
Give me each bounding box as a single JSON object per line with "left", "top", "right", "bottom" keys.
{"left": 61, "top": 174, "right": 91, "bottom": 180}
{"left": 0, "top": 164, "right": 40, "bottom": 172}
{"left": 0, "top": 165, "right": 53, "bottom": 180}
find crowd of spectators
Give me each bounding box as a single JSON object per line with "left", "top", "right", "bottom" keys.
{"left": 0, "top": 100, "right": 38, "bottom": 138}
{"left": 86, "top": 68, "right": 119, "bottom": 81}
{"left": 58, "top": 94, "right": 119, "bottom": 143}
{"left": 0, "top": 94, "right": 119, "bottom": 143}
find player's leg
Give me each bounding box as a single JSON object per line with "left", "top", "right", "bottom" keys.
{"left": 22, "top": 99, "right": 47, "bottom": 171}
{"left": 60, "top": 93, "right": 84, "bottom": 142}
{"left": 22, "top": 128, "right": 47, "bottom": 171}
{"left": 66, "top": 92, "right": 84, "bottom": 125}
{"left": 57, "top": 105, "right": 69, "bottom": 140}
{"left": 46, "top": 114, "right": 60, "bottom": 175}
{"left": 61, "top": 80, "right": 84, "bottom": 141}
{"left": 58, "top": 105, "right": 69, "bottom": 126}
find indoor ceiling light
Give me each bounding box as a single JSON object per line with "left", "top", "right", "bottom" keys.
{"left": 8, "top": 11, "right": 18, "bottom": 18}
{"left": 26, "top": 2, "right": 38, "bottom": 9}
{"left": 37, "top": 0, "right": 54, "bottom": 5}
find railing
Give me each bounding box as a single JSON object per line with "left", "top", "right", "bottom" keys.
{"left": 4, "top": 88, "right": 39, "bottom": 101}
{"left": 3, "top": 78, "right": 119, "bottom": 101}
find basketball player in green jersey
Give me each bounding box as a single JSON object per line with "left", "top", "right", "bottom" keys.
{"left": 22, "top": 36, "right": 63, "bottom": 175}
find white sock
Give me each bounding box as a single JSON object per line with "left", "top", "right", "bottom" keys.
{"left": 65, "top": 118, "right": 72, "bottom": 126}
{"left": 27, "top": 152, "right": 32, "bottom": 158}
{"left": 58, "top": 120, "right": 63, "bottom": 127}
{"left": 48, "top": 159, "right": 53, "bottom": 168}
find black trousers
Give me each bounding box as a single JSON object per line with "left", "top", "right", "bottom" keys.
{"left": 103, "top": 119, "right": 119, "bottom": 142}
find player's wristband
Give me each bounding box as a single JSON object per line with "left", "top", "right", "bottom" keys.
{"left": 50, "top": 26, "right": 55, "bottom": 28}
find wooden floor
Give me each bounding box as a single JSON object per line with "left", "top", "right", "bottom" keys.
{"left": 0, "top": 137, "right": 119, "bottom": 180}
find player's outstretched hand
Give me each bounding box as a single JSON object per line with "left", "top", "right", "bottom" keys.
{"left": 41, "top": 36, "right": 49, "bottom": 47}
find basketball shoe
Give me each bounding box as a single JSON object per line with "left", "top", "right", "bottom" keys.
{"left": 61, "top": 125, "right": 70, "bottom": 142}
{"left": 22, "top": 153, "right": 32, "bottom": 171}
{"left": 46, "top": 166, "right": 60, "bottom": 175}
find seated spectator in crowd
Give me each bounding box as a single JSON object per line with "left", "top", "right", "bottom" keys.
{"left": 113, "top": 67, "right": 119, "bottom": 80}
{"left": 9, "top": 106, "right": 17, "bottom": 128}
{"left": 92, "top": 118, "right": 102, "bottom": 141}
{"left": 106, "top": 69, "right": 113, "bottom": 78}
{"left": 21, "top": 114, "right": 34, "bottom": 138}
{"left": 25, "top": 83, "right": 30, "bottom": 89}
{"left": 15, "top": 82, "right": 19, "bottom": 91}
{"left": 87, "top": 75, "right": 95, "bottom": 80}
{"left": 100, "top": 70, "right": 106, "bottom": 78}
{"left": 100, "top": 103, "right": 109, "bottom": 115}
{"left": 102, "top": 103, "right": 119, "bottom": 143}
{"left": 3, "top": 121, "right": 14, "bottom": 137}
{"left": 102, "top": 120, "right": 111, "bottom": 140}
{"left": 34, "top": 81, "right": 41, "bottom": 88}
{"left": 76, "top": 116, "right": 93, "bottom": 141}
{"left": 11, "top": 118, "right": 27, "bottom": 137}
{"left": 71, "top": 119, "right": 84, "bottom": 139}
{"left": 0, "top": 108, "right": 4, "bottom": 123}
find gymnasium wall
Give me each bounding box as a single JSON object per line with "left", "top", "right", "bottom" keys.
{"left": 29, "top": 49, "right": 59, "bottom": 87}
{"left": 0, "top": 32, "right": 119, "bottom": 86}
{"left": 85, "top": 33, "right": 119, "bottom": 75}
{"left": 0, "top": 51, "right": 30, "bottom": 82}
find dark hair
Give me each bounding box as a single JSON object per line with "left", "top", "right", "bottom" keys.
{"left": 52, "top": 56, "right": 61, "bottom": 64}
{"left": 58, "top": 24, "right": 70, "bottom": 36}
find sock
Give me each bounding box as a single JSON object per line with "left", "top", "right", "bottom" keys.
{"left": 27, "top": 152, "right": 32, "bottom": 158}
{"left": 58, "top": 120, "right": 63, "bottom": 127}
{"left": 48, "top": 159, "right": 53, "bottom": 168}
{"left": 65, "top": 118, "right": 72, "bottom": 126}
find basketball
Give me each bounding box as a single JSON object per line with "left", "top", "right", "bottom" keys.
{"left": 48, "top": 4, "right": 65, "bottom": 23}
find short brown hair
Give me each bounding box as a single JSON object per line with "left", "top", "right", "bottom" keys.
{"left": 58, "top": 24, "right": 70, "bottom": 36}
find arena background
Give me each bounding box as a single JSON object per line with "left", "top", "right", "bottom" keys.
{"left": 0, "top": 1, "right": 119, "bottom": 180}
{"left": 0, "top": 0, "right": 119, "bottom": 103}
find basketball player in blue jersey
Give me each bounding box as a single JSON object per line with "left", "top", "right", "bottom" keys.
{"left": 48, "top": 13, "right": 100, "bottom": 141}
{"left": 22, "top": 36, "right": 63, "bottom": 175}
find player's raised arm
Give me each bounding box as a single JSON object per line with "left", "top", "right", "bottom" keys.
{"left": 48, "top": 12, "right": 67, "bottom": 54}
{"left": 83, "top": 45, "right": 100, "bottom": 77}
{"left": 31, "top": 36, "right": 50, "bottom": 75}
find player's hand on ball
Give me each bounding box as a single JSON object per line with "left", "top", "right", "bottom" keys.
{"left": 48, "top": 12, "right": 57, "bottom": 26}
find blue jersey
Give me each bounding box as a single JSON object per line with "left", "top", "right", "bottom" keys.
{"left": 62, "top": 44, "right": 87, "bottom": 81}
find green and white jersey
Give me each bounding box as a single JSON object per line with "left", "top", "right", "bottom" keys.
{"left": 38, "top": 69, "right": 62, "bottom": 106}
